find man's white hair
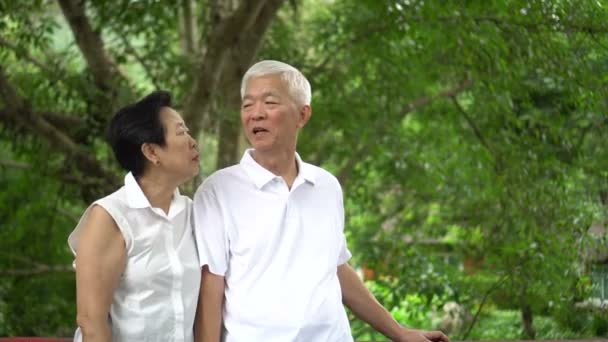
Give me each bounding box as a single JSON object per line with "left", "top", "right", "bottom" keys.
{"left": 240, "top": 60, "right": 311, "bottom": 106}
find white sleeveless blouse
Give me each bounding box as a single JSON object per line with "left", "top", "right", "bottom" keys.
{"left": 68, "top": 173, "right": 201, "bottom": 342}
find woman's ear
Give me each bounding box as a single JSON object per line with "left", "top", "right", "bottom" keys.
{"left": 141, "top": 143, "right": 159, "bottom": 165}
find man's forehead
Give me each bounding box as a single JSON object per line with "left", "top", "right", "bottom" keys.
{"left": 245, "top": 75, "right": 286, "bottom": 91}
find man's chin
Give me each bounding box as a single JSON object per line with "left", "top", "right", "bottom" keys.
{"left": 250, "top": 141, "right": 273, "bottom": 151}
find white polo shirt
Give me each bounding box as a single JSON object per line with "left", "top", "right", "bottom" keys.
{"left": 193, "top": 149, "right": 353, "bottom": 342}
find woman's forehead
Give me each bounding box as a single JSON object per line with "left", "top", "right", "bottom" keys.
{"left": 160, "top": 107, "right": 184, "bottom": 122}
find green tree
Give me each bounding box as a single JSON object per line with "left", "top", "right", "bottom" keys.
{"left": 0, "top": 0, "right": 286, "bottom": 335}
{"left": 2, "top": 0, "right": 608, "bottom": 338}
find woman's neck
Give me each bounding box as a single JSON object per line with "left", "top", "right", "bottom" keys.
{"left": 136, "top": 173, "right": 177, "bottom": 214}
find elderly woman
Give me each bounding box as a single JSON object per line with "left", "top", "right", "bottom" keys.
{"left": 68, "top": 91, "right": 201, "bottom": 342}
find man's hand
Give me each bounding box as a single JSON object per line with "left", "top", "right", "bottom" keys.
{"left": 394, "top": 328, "right": 450, "bottom": 342}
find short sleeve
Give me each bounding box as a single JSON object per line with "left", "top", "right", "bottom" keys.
{"left": 67, "top": 199, "right": 134, "bottom": 265}
{"left": 336, "top": 184, "right": 352, "bottom": 266}
{"left": 193, "top": 180, "right": 229, "bottom": 276}
{"left": 337, "top": 232, "right": 352, "bottom": 265}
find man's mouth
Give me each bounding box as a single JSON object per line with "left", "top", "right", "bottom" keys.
{"left": 252, "top": 127, "right": 268, "bottom": 135}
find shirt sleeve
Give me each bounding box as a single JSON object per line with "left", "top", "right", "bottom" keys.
{"left": 193, "top": 180, "right": 229, "bottom": 276}
{"left": 68, "top": 199, "right": 134, "bottom": 261}
{"left": 336, "top": 185, "right": 352, "bottom": 266}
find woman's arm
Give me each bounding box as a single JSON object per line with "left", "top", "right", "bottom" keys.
{"left": 75, "top": 205, "right": 127, "bottom": 342}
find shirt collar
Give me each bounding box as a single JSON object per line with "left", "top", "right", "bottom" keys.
{"left": 124, "top": 172, "right": 182, "bottom": 211}
{"left": 240, "top": 149, "right": 316, "bottom": 189}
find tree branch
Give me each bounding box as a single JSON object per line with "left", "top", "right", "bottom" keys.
{"left": 0, "top": 264, "right": 74, "bottom": 276}
{"left": 1, "top": 109, "right": 84, "bottom": 135}
{"left": 0, "top": 159, "right": 31, "bottom": 169}
{"left": 337, "top": 79, "right": 474, "bottom": 185}
{"left": 181, "top": 0, "right": 197, "bottom": 56}
{"left": 119, "top": 35, "right": 162, "bottom": 89}
{"left": 0, "top": 65, "right": 119, "bottom": 199}
{"left": 212, "top": 0, "right": 287, "bottom": 168}
{"left": 0, "top": 68, "right": 82, "bottom": 151}
{"left": 58, "top": 206, "right": 80, "bottom": 223}
{"left": 401, "top": 78, "right": 473, "bottom": 114}
{"left": 41, "top": 111, "right": 85, "bottom": 129}
{"left": 308, "top": 23, "right": 391, "bottom": 79}
{"left": 462, "top": 272, "right": 511, "bottom": 340}
{"left": 452, "top": 96, "right": 495, "bottom": 158}
{"left": 56, "top": 0, "right": 119, "bottom": 92}
{"left": 0, "top": 37, "right": 58, "bottom": 77}
{"left": 468, "top": 15, "right": 608, "bottom": 34}
{"left": 184, "top": 0, "right": 286, "bottom": 135}
{"left": 0, "top": 252, "right": 73, "bottom": 276}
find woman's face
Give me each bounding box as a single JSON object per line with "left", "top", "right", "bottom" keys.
{"left": 154, "top": 107, "right": 200, "bottom": 183}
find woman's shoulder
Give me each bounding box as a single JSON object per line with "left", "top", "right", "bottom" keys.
{"left": 68, "top": 192, "right": 127, "bottom": 256}
{"left": 95, "top": 186, "right": 129, "bottom": 209}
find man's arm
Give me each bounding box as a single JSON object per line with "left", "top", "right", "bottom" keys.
{"left": 338, "top": 263, "right": 449, "bottom": 342}
{"left": 194, "top": 265, "right": 225, "bottom": 342}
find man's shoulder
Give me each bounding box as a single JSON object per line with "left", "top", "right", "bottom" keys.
{"left": 195, "top": 164, "right": 245, "bottom": 194}
{"left": 209, "top": 164, "right": 242, "bottom": 181}
{"left": 301, "top": 160, "right": 342, "bottom": 189}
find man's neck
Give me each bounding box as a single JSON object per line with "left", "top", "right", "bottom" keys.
{"left": 252, "top": 148, "right": 299, "bottom": 189}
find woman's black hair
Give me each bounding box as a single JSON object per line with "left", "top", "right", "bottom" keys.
{"left": 106, "top": 90, "right": 172, "bottom": 176}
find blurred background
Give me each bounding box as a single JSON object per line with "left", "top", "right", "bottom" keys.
{"left": 1, "top": 0, "right": 607, "bottom": 340}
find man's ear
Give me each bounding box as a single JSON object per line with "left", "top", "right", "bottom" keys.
{"left": 297, "top": 105, "right": 312, "bottom": 128}
{"left": 141, "top": 143, "right": 159, "bottom": 165}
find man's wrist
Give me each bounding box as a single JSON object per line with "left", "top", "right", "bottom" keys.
{"left": 387, "top": 324, "right": 410, "bottom": 342}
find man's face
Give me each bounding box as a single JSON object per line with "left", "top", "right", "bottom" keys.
{"left": 240, "top": 75, "right": 309, "bottom": 153}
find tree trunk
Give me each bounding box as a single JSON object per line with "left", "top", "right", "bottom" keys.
{"left": 521, "top": 303, "right": 535, "bottom": 339}
{"left": 211, "top": 0, "right": 285, "bottom": 168}
{"left": 216, "top": 112, "right": 241, "bottom": 169}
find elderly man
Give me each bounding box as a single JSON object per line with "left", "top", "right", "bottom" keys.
{"left": 193, "top": 60, "right": 450, "bottom": 342}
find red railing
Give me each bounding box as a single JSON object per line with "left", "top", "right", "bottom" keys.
{"left": 0, "top": 339, "right": 72, "bottom": 342}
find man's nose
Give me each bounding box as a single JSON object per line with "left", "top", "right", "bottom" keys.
{"left": 251, "top": 102, "right": 266, "bottom": 120}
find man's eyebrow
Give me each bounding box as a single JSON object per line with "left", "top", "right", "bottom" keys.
{"left": 243, "top": 91, "right": 279, "bottom": 99}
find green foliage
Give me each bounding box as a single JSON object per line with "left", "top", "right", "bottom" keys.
{"left": 465, "top": 309, "right": 605, "bottom": 340}
{"left": 2, "top": 0, "right": 608, "bottom": 338}
{"left": 350, "top": 283, "right": 444, "bottom": 341}
{"left": 0, "top": 143, "right": 81, "bottom": 336}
